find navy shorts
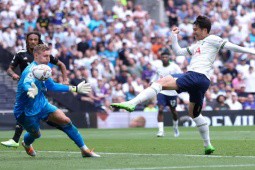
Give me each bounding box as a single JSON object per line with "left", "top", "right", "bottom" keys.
{"left": 157, "top": 93, "right": 177, "bottom": 108}
{"left": 176, "top": 71, "right": 210, "bottom": 105}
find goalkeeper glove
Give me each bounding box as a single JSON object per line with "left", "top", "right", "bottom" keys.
{"left": 70, "top": 81, "right": 92, "bottom": 94}
{"left": 27, "top": 83, "right": 38, "bottom": 99}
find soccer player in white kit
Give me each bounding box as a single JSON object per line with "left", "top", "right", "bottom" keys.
{"left": 150, "top": 48, "right": 182, "bottom": 137}
{"left": 111, "top": 15, "right": 255, "bottom": 154}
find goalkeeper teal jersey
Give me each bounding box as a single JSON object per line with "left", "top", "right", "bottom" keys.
{"left": 14, "top": 61, "right": 69, "bottom": 118}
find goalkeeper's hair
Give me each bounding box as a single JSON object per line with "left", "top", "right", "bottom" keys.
{"left": 193, "top": 15, "right": 211, "bottom": 33}
{"left": 33, "top": 44, "right": 50, "bottom": 55}
{"left": 26, "top": 31, "right": 44, "bottom": 51}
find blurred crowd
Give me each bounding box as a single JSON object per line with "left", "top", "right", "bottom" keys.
{"left": 1, "top": 0, "right": 255, "bottom": 113}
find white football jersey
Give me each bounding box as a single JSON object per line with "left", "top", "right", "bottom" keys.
{"left": 151, "top": 61, "right": 182, "bottom": 96}
{"left": 187, "top": 35, "right": 227, "bottom": 79}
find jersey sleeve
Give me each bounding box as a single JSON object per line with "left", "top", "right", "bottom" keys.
{"left": 23, "top": 72, "right": 36, "bottom": 91}
{"left": 10, "top": 53, "right": 21, "bottom": 68}
{"left": 49, "top": 55, "right": 58, "bottom": 65}
{"left": 45, "top": 78, "right": 69, "bottom": 92}
{"left": 205, "top": 35, "right": 227, "bottom": 50}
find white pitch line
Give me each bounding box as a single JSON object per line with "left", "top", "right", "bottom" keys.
{"left": 105, "top": 164, "right": 255, "bottom": 170}
{"left": 1, "top": 150, "right": 255, "bottom": 158}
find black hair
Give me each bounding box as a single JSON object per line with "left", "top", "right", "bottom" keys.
{"left": 193, "top": 15, "right": 211, "bottom": 33}
{"left": 160, "top": 48, "right": 171, "bottom": 56}
{"left": 26, "top": 31, "right": 43, "bottom": 51}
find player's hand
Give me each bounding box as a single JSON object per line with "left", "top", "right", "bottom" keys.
{"left": 12, "top": 74, "right": 20, "bottom": 80}
{"left": 77, "top": 81, "right": 92, "bottom": 94}
{"left": 27, "top": 83, "right": 38, "bottom": 99}
{"left": 172, "top": 27, "right": 180, "bottom": 34}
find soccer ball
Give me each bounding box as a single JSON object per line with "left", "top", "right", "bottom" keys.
{"left": 32, "top": 64, "right": 52, "bottom": 81}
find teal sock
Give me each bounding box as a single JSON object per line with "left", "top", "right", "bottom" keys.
{"left": 61, "top": 122, "right": 86, "bottom": 148}
{"left": 24, "top": 132, "right": 40, "bottom": 146}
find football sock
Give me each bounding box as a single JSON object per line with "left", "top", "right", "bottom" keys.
{"left": 61, "top": 122, "right": 86, "bottom": 148}
{"left": 193, "top": 114, "right": 211, "bottom": 147}
{"left": 24, "top": 132, "right": 40, "bottom": 146}
{"left": 127, "top": 83, "right": 162, "bottom": 105}
{"left": 173, "top": 120, "right": 178, "bottom": 129}
{"left": 12, "top": 123, "right": 24, "bottom": 143}
{"left": 158, "top": 122, "right": 164, "bottom": 132}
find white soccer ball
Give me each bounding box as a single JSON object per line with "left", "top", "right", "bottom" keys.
{"left": 32, "top": 64, "right": 52, "bottom": 81}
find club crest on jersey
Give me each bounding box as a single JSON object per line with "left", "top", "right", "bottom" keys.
{"left": 195, "top": 47, "right": 201, "bottom": 54}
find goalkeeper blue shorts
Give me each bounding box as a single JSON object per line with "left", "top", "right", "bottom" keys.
{"left": 17, "top": 103, "right": 57, "bottom": 133}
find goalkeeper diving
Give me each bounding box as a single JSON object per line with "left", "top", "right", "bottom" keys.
{"left": 14, "top": 44, "right": 100, "bottom": 158}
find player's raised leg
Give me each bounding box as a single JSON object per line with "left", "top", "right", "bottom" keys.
{"left": 47, "top": 109, "right": 100, "bottom": 158}
{"left": 111, "top": 76, "right": 178, "bottom": 112}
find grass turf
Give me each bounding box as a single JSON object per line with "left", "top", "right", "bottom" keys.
{"left": 1, "top": 126, "right": 255, "bottom": 170}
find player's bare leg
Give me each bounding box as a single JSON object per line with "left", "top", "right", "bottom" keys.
{"left": 47, "top": 109, "right": 100, "bottom": 158}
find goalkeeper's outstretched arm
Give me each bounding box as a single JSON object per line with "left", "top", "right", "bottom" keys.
{"left": 45, "top": 79, "right": 92, "bottom": 94}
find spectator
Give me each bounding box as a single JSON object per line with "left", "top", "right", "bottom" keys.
{"left": 226, "top": 92, "right": 243, "bottom": 110}
{"left": 243, "top": 66, "right": 255, "bottom": 94}
{"left": 243, "top": 94, "right": 255, "bottom": 110}
{"left": 214, "top": 95, "right": 230, "bottom": 110}
{"left": 36, "top": 10, "right": 50, "bottom": 31}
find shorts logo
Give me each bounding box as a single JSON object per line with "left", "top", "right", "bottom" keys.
{"left": 170, "top": 100, "right": 176, "bottom": 107}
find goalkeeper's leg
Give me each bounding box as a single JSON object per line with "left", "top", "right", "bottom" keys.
{"left": 48, "top": 109, "right": 100, "bottom": 157}
{"left": 46, "top": 120, "right": 64, "bottom": 131}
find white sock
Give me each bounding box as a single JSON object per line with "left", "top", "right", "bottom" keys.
{"left": 193, "top": 114, "right": 211, "bottom": 147}
{"left": 158, "top": 122, "right": 164, "bottom": 132}
{"left": 80, "top": 145, "right": 89, "bottom": 150}
{"left": 173, "top": 120, "right": 178, "bottom": 129}
{"left": 127, "top": 83, "right": 162, "bottom": 106}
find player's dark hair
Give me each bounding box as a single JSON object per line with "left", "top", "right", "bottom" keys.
{"left": 193, "top": 15, "right": 211, "bottom": 33}
{"left": 160, "top": 48, "right": 171, "bottom": 56}
{"left": 26, "top": 31, "right": 43, "bottom": 51}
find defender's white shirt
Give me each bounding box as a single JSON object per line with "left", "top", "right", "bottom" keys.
{"left": 187, "top": 35, "right": 226, "bottom": 79}
{"left": 151, "top": 61, "right": 182, "bottom": 96}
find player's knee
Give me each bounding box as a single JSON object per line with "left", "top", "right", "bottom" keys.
{"left": 192, "top": 104, "right": 202, "bottom": 118}
{"left": 62, "top": 117, "right": 71, "bottom": 125}
{"left": 31, "top": 132, "right": 41, "bottom": 139}
{"left": 151, "top": 82, "right": 162, "bottom": 94}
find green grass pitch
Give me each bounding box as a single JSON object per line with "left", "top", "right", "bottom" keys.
{"left": 1, "top": 126, "right": 255, "bottom": 170}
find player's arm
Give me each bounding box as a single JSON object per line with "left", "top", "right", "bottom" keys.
{"left": 23, "top": 73, "right": 38, "bottom": 98}
{"left": 7, "top": 53, "right": 21, "bottom": 80}
{"left": 45, "top": 78, "right": 91, "bottom": 94}
{"left": 171, "top": 27, "right": 194, "bottom": 56}
{"left": 49, "top": 55, "right": 68, "bottom": 84}
{"left": 223, "top": 42, "right": 255, "bottom": 55}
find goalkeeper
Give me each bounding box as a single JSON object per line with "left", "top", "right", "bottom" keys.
{"left": 15, "top": 44, "right": 100, "bottom": 158}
